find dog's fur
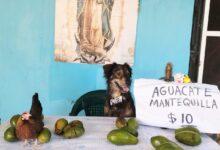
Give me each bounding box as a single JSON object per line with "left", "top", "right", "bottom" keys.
{"left": 103, "top": 63, "right": 135, "bottom": 117}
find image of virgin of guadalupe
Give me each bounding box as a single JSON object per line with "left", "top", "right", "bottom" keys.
{"left": 74, "top": 0, "right": 115, "bottom": 64}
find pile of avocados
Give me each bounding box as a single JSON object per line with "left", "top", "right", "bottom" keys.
{"left": 4, "top": 114, "right": 51, "bottom": 144}
{"left": 54, "top": 118, "right": 85, "bottom": 139}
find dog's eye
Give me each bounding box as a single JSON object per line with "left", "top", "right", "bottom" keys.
{"left": 114, "top": 72, "right": 122, "bottom": 78}
{"left": 116, "top": 72, "right": 121, "bottom": 77}
{"left": 125, "top": 70, "right": 130, "bottom": 76}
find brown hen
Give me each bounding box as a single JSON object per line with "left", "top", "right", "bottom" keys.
{"left": 16, "top": 93, "right": 44, "bottom": 141}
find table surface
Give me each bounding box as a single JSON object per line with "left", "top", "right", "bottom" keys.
{"left": 0, "top": 116, "right": 219, "bottom": 150}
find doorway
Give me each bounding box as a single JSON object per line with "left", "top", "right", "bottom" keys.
{"left": 189, "top": 0, "right": 220, "bottom": 89}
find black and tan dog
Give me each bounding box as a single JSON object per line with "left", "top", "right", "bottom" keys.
{"left": 103, "top": 63, "right": 135, "bottom": 117}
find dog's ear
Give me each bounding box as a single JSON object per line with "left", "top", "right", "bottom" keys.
{"left": 103, "top": 63, "right": 116, "bottom": 79}
{"left": 123, "top": 63, "right": 132, "bottom": 77}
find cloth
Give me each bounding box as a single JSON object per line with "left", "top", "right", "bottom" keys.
{"left": 0, "top": 116, "right": 219, "bottom": 149}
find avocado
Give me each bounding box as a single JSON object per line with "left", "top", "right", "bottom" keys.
{"left": 63, "top": 120, "right": 85, "bottom": 139}
{"left": 121, "top": 126, "right": 138, "bottom": 137}
{"left": 63, "top": 126, "right": 85, "bottom": 139}
{"left": 115, "top": 117, "right": 127, "bottom": 128}
{"left": 151, "top": 135, "right": 170, "bottom": 148}
{"left": 55, "top": 118, "right": 68, "bottom": 135}
{"left": 63, "top": 127, "right": 76, "bottom": 138}
{"left": 175, "top": 126, "right": 200, "bottom": 135}
{"left": 37, "top": 128, "right": 51, "bottom": 144}
{"left": 127, "top": 118, "right": 138, "bottom": 130}
{"left": 107, "top": 129, "right": 138, "bottom": 145}
{"left": 175, "top": 127, "right": 201, "bottom": 146}
{"left": 156, "top": 142, "right": 183, "bottom": 150}
{"left": 10, "top": 114, "right": 20, "bottom": 127}
{"left": 73, "top": 126, "right": 85, "bottom": 137}
{"left": 69, "top": 120, "right": 84, "bottom": 128}
{"left": 4, "top": 127, "right": 18, "bottom": 142}
{"left": 63, "top": 120, "right": 84, "bottom": 132}
{"left": 151, "top": 135, "right": 183, "bottom": 150}
{"left": 63, "top": 124, "right": 71, "bottom": 133}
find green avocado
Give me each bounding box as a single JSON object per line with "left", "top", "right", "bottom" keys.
{"left": 63, "top": 124, "right": 71, "bottom": 133}
{"left": 107, "top": 129, "right": 138, "bottom": 145}
{"left": 73, "top": 126, "right": 85, "bottom": 137}
{"left": 63, "top": 127, "right": 77, "bottom": 138}
{"left": 127, "top": 118, "right": 138, "bottom": 130}
{"left": 151, "top": 135, "right": 183, "bottom": 150}
{"left": 151, "top": 136, "right": 170, "bottom": 148}
{"left": 175, "top": 127, "right": 201, "bottom": 146}
{"left": 54, "top": 118, "right": 68, "bottom": 135}
{"left": 4, "top": 127, "right": 18, "bottom": 142}
{"left": 156, "top": 142, "right": 183, "bottom": 150}
{"left": 63, "top": 126, "right": 85, "bottom": 139}
{"left": 175, "top": 126, "right": 200, "bottom": 135}
{"left": 121, "top": 126, "right": 138, "bottom": 137}
{"left": 63, "top": 120, "right": 84, "bottom": 134}
{"left": 10, "top": 114, "right": 20, "bottom": 127}
{"left": 69, "top": 120, "right": 84, "bottom": 128}
{"left": 37, "top": 128, "right": 51, "bottom": 144}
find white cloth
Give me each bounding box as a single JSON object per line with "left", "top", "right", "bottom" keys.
{"left": 0, "top": 116, "right": 219, "bottom": 150}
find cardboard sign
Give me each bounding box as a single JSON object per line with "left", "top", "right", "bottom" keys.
{"left": 134, "top": 79, "right": 220, "bottom": 133}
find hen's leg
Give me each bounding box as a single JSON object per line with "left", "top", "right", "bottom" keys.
{"left": 22, "top": 139, "right": 28, "bottom": 147}
{"left": 34, "top": 139, "right": 38, "bottom": 145}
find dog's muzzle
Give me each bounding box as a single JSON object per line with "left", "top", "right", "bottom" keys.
{"left": 114, "top": 81, "right": 129, "bottom": 93}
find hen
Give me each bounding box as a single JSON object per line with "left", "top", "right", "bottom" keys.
{"left": 16, "top": 93, "right": 44, "bottom": 141}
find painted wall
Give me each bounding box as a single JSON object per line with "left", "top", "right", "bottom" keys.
{"left": 0, "top": 0, "right": 194, "bottom": 122}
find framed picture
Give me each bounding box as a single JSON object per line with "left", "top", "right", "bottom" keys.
{"left": 55, "top": 0, "right": 139, "bottom": 65}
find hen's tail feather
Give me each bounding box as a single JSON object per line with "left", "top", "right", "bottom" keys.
{"left": 30, "top": 93, "right": 43, "bottom": 120}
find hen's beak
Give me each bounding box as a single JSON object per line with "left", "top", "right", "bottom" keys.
{"left": 21, "top": 112, "right": 32, "bottom": 120}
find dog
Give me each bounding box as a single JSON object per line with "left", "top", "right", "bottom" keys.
{"left": 103, "top": 63, "right": 136, "bottom": 117}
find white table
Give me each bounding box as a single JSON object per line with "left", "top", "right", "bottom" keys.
{"left": 0, "top": 116, "right": 219, "bottom": 150}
